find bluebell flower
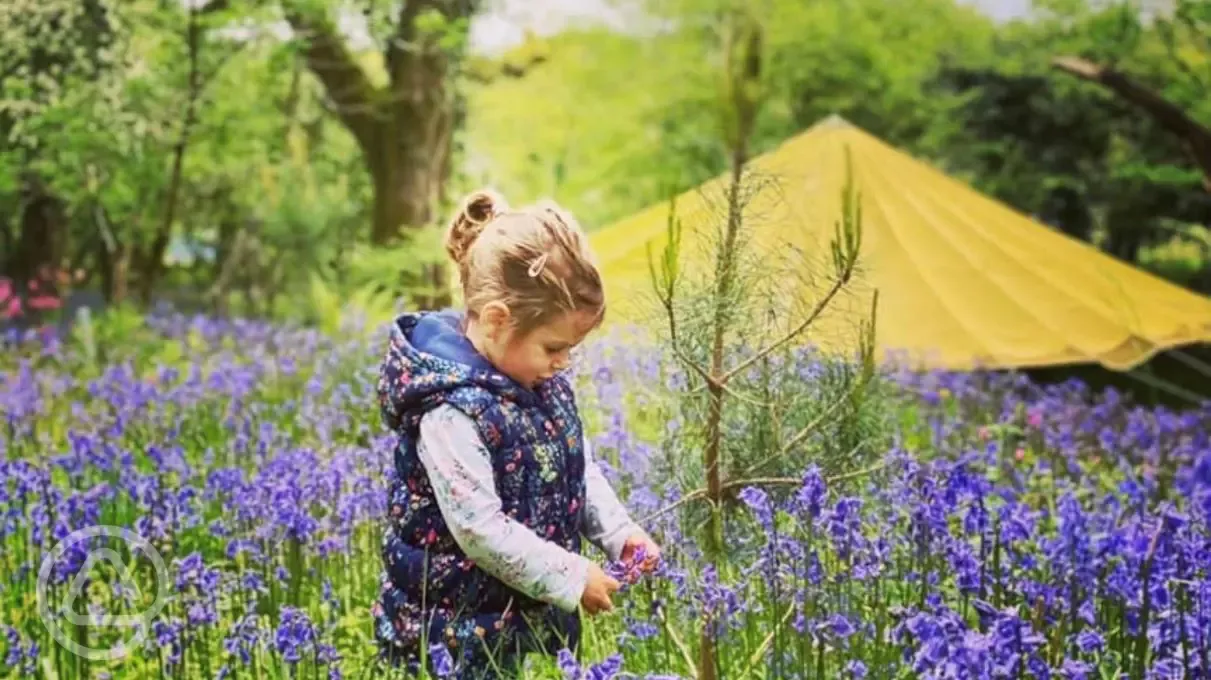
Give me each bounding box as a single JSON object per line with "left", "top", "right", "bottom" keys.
{"left": 174, "top": 552, "right": 204, "bottom": 592}
{"left": 428, "top": 642, "right": 454, "bottom": 678}
{"left": 629, "top": 620, "right": 659, "bottom": 640}
{"left": 222, "top": 614, "right": 260, "bottom": 666}
{"left": 738, "top": 486, "right": 774, "bottom": 532}
{"left": 557, "top": 648, "right": 582, "bottom": 680}
{"left": 820, "top": 614, "right": 857, "bottom": 643}
{"left": 796, "top": 465, "right": 827, "bottom": 520}
{"left": 844, "top": 659, "right": 868, "bottom": 679}
{"left": 4, "top": 626, "right": 22, "bottom": 667}
{"left": 1074, "top": 630, "right": 1104, "bottom": 654}
{"left": 1149, "top": 657, "right": 1184, "bottom": 680}
{"left": 274, "top": 606, "right": 315, "bottom": 665}
{"left": 588, "top": 654, "right": 623, "bottom": 680}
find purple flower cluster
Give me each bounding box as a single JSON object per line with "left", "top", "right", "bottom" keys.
{"left": 574, "top": 338, "right": 1211, "bottom": 678}
{"left": 2, "top": 311, "right": 362, "bottom": 679}
{"left": 3, "top": 311, "right": 1210, "bottom": 678}
{"left": 2, "top": 626, "right": 39, "bottom": 675}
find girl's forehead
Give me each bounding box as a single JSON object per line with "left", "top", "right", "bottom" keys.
{"left": 540, "top": 310, "right": 598, "bottom": 342}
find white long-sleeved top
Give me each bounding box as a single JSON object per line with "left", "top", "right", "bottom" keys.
{"left": 416, "top": 404, "right": 643, "bottom": 613}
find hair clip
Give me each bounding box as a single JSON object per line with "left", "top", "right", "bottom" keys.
{"left": 527, "top": 252, "right": 550, "bottom": 278}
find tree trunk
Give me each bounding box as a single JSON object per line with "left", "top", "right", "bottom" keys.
{"left": 8, "top": 175, "right": 68, "bottom": 290}
{"left": 90, "top": 201, "right": 131, "bottom": 305}
{"left": 287, "top": 1, "right": 485, "bottom": 310}
{"left": 1104, "top": 208, "right": 1149, "bottom": 263}
{"left": 97, "top": 241, "right": 132, "bottom": 306}
{"left": 1051, "top": 56, "right": 1211, "bottom": 192}
{"left": 207, "top": 218, "right": 247, "bottom": 317}
{"left": 365, "top": 96, "right": 455, "bottom": 308}
{"left": 698, "top": 15, "right": 763, "bottom": 680}
{"left": 139, "top": 4, "right": 206, "bottom": 305}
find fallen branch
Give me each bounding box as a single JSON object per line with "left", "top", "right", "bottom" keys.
{"left": 1051, "top": 55, "right": 1211, "bottom": 191}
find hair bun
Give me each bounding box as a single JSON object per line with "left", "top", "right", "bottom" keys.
{"left": 445, "top": 189, "right": 508, "bottom": 265}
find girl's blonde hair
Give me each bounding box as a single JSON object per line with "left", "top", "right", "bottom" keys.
{"left": 444, "top": 189, "right": 606, "bottom": 337}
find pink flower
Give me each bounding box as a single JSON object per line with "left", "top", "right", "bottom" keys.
{"left": 1027, "top": 409, "right": 1043, "bottom": 428}
{"left": 2, "top": 295, "right": 21, "bottom": 320}
{"left": 28, "top": 294, "right": 61, "bottom": 311}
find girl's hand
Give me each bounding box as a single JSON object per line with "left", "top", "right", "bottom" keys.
{"left": 581, "top": 563, "right": 620, "bottom": 615}
{"left": 620, "top": 532, "right": 661, "bottom": 573}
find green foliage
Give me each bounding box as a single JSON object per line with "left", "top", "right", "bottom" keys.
{"left": 466, "top": 0, "right": 996, "bottom": 231}
{"left": 304, "top": 273, "right": 398, "bottom": 337}
{"left": 928, "top": 0, "right": 1211, "bottom": 267}
{"left": 4, "top": 0, "right": 1210, "bottom": 322}
{"left": 1138, "top": 223, "right": 1210, "bottom": 291}
{"left": 0, "top": 0, "right": 117, "bottom": 145}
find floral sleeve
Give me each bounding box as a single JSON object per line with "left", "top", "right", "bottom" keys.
{"left": 417, "top": 405, "right": 591, "bottom": 613}
{"left": 582, "top": 438, "right": 645, "bottom": 561}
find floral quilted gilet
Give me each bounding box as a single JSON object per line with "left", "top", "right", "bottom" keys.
{"left": 372, "top": 310, "right": 588, "bottom": 673}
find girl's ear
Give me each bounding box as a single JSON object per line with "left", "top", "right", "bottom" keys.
{"left": 479, "top": 302, "right": 512, "bottom": 342}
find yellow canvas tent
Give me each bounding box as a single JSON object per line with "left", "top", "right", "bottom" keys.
{"left": 590, "top": 115, "right": 1211, "bottom": 372}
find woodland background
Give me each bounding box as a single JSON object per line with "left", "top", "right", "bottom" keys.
{"left": 2, "top": 0, "right": 1210, "bottom": 326}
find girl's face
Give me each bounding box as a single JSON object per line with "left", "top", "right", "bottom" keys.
{"left": 477, "top": 308, "right": 598, "bottom": 388}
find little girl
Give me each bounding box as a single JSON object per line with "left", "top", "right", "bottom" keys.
{"left": 372, "top": 189, "right": 661, "bottom": 678}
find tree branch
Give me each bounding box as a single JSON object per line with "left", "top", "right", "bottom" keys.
{"left": 386, "top": 0, "right": 426, "bottom": 87}
{"left": 1051, "top": 55, "right": 1211, "bottom": 191}
{"left": 285, "top": 9, "right": 382, "bottom": 152}
{"left": 386, "top": 0, "right": 481, "bottom": 88}
{"left": 141, "top": 4, "right": 206, "bottom": 303}
{"left": 738, "top": 380, "right": 861, "bottom": 476}
{"left": 670, "top": 345, "right": 766, "bottom": 405}
{"left": 717, "top": 271, "right": 849, "bottom": 386}
{"left": 205, "top": 228, "right": 249, "bottom": 303}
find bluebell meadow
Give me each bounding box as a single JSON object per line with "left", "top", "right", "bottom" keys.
{"left": 2, "top": 313, "right": 1209, "bottom": 679}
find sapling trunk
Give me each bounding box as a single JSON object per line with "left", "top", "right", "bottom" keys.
{"left": 642, "top": 5, "right": 872, "bottom": 677}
